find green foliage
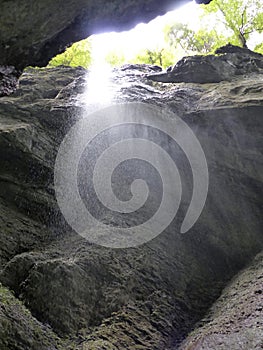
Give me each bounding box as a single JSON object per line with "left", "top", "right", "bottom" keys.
{"left": 164, "top": 23, "right": 229, "bottom": 55}
{"left": 194, "top": 29, "right": 229, "bottom": 53}
{"left": 105, "top": 51, "right": 125, "bottom": 66}
{"left": 104, "top": 46, "right": 175, "bottom": 68}
{"left": 160, "top": 48, "right": 177, "bottom": 68}
{"left": 201, "top": 0, "right": 263, "bottom": 48}
{"left": 48, "top": 39, "right": 92, "bottom": 68}
{"left": 131, "top": 47, "right": 175, "bottom": 68}
{"left": 164, "top": 0, "right": 263, "bottom": 55}
{"left": 164, "top": 23, "right": 196, "bottom": 54}
{"left": 132, "top": 48, "right": 163, "bottom": 66}
{"left": 254, "top": 42, "right": 263, "bottom": 54}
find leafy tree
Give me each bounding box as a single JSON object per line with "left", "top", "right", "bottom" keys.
{"left": 164, "top": 23, "right": 228, "bottom": 54}
{"left": 164, "top": 23, "right": 197, "bottom": 54}
{"left": 105, "top": 51, "right": 125, "bottom": 67}
{"left": 194, "top": 28, "right": 229, "bottom": 53}
{"left": 201, "top": 0, "right": 263, "bottom": 48}
{"left": 254, "top": 42, "right": 263, "bottom": 54}
{"left": 134, "top": 48, "right": 164, "bottom": 66}
{"left": 159, "top": 48, "right": 177, "bottom": 68}
{"left": 48, "top": 39, "right": 92, "bottom": 68}
{"left": 131, "top": 47, "right": 175, "bottom": 68}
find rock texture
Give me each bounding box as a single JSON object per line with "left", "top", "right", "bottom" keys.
{"left": 0, "top": 0, "right": 211, "bottom": 70}
{"left": 147, "top": 44, "right": 263, "bottom": 83}
{"left": 0, "top": 66, "right": 19, "bottom": 97}
{"left": 178, "top": 252, "right": 263, "bottom": 350}
{"left": 0, "top": 48, "right": 262, "bottom": 349}
{"left": 0, "top": 283, "right": 62, "bottom": 350}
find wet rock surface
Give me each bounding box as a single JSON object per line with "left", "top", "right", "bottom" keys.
{"left": 0, "top": 283, "right": 62, "bottom": 350}
{"left": 0, "top": 48, "right": 262, "bottom": 349}
{"left": 178, "top": 252, "right": 263, "bottom": 350}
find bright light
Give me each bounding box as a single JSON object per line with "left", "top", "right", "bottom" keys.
{"left": 84, "top": 63, "right": 114, "bottom": 105}
{"left": 90, "top": 1, "right": 202, "bottom": 63}
{"left": 83, "top": 1, "right": 202, "bottom": 107}
{"left": 89, "top": 0, "right": 263, "bottom": 66}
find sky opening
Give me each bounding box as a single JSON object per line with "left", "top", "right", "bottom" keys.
{"left": 91, "top": 1, "right": 202, "bottom": 63}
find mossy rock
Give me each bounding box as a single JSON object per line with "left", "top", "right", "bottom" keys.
{"left": 0, "top": 283, "right": 62, "bottom": 350}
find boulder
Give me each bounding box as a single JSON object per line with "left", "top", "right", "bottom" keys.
{"left": 147, "top": 44, "right": 263, "bottom": 83}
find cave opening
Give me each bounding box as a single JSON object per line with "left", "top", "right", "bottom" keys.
{"left": 0, "top": 0, "right": 263, "bottom": 348}
{"left": 47, "top": 1, "right": 203, "bottom": 70}
{"left": 47, "top": 0, "right": 263, "bottom": 71}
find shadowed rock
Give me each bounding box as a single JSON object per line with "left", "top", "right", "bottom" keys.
{"left": 0, "top": 66, "right": 19, "bottom": 96}
{"left": 215, "top": 43, "right": 263, "bottom": 57}
{"left": 147, "top": 45, "right": 263, "bottom": 84}
{"left": 178, "top": 252, "right": 263, "bottom": 350}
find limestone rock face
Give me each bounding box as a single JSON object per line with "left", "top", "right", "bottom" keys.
{"left": 0, "top": 0, "right": 200, "bottom": 70}
{"left": 0, "top": 48, "right": 262, "bottom": 349}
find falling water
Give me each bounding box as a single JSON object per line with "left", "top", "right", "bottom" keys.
{"left": 55, "top": 28, "right": 208, "bottom": 248}
{"left": 79, "top": 38, "right": 117, "bottom": 113}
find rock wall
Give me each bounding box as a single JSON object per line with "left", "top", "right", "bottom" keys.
{"left": 179, "top": 252, "right": 263, "bottom": 350}
{"left": 0, "top": 47, "right": 262, "bottom": 349}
